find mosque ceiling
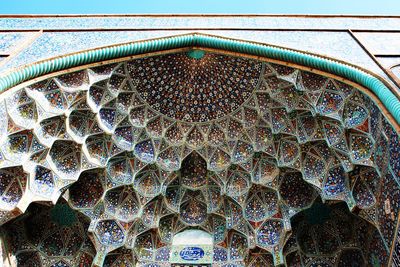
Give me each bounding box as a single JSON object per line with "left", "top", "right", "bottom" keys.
{"left": 0, "top": 48, "right": 399, "bottom": 266}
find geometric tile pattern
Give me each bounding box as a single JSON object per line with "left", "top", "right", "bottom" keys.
{"left": 392, "top": 225, "right": 400, "bottom": 267}
{"left": 2, "top": 202, "right": 95, "bottom": 267}
{"left": 284, "top": 201, "right": 384, "bottom": 267}
{"left": 0, "top": 50, "right": 399, "bottom": 266}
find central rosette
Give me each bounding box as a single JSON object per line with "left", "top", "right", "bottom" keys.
{"left": 127, "top": 51, "right": 263, "bottom": 122}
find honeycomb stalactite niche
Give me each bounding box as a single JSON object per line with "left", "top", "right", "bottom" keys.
{"left": 2, "top": 202, "right": 96, "bottom": 267}
{"left": 0, "top": 49, "right": 399, "bottom": 267}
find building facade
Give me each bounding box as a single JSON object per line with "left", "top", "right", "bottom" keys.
{"left": 0, "top": 15, "right": 399, "bottom": 266}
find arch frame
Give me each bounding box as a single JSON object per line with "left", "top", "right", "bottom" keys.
{"left": 0, "top": 32, "right": 400, "bottom": 266}
{"left": 0, "top": 33, "right": 399, "bottom": 128}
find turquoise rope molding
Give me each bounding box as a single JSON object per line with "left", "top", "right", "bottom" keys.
{"left": 0, "top": 33, "right": 399, "bottom": 125}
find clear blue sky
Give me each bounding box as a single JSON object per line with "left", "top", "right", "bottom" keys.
{"left": 0, "top": 0, "right": 399, "bottom": 15}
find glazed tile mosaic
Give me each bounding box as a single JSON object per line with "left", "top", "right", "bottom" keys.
{"left": 0, "top": 17, "right": 400, "bottom": 30}
{"left": 392, "top": 65, "right": 400, "bottom": 80}
{"left": 0, "top": 31, "right": 194, "bottom": 73}
{"left": 1, "top": 31, "right": 393, "bottom": 89}
{"left": 393, "top": 226, "right": 400, "bottom": 267}
{"left": 0, "top": 32, "right": 35, "bottom": 54}
{"left": 0, "top": 48, "right": 399, "bottom": 267}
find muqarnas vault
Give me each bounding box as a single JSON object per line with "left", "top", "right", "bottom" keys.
{"left": 0, "top": 43, "right": 399, "bottom": 267}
